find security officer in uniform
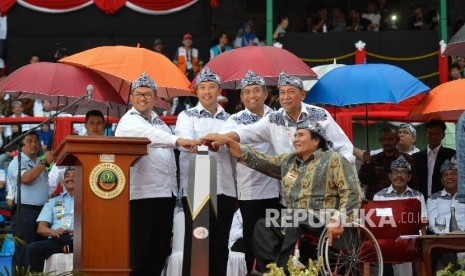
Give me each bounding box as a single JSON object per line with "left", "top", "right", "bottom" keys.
{"left": 8, "top": 131, "right": 54, "bottom": 263}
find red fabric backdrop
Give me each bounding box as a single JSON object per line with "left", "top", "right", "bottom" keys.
{"left": 1, "top": 0, "right": 201, "bottom": 15}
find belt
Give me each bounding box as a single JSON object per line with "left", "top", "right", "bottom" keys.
{"left": 21, "top": 204, "right": 43, "bottom": 211}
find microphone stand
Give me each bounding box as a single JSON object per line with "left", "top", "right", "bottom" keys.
{"left": 2, "top": 93, "right": 91, "bottom": 238}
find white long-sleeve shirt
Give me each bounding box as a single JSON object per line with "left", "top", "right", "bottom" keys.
{"left": 222, "top": 106, "right": 280, "bottom": 200}
{"left": 234, "top": 103, "right": 355, "bottom": 164}
{"left": 427, "top": 190, "right": 465, "bottom": 233}
{"left": 115, "top": 107, "right": 178, "bottom": 200}
{"left": 175, "top": 103, "right": 236, "bottom": 198}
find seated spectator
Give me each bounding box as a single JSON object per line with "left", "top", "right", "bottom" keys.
{"left": 457, "top": 57, "right": 465, "bottom": 76}
{"left": 152, "top": 38, "right": 167, "bottom": 57}
{"left": 30, "top": 54, "right": 40, "bottom": 64}
{"left": 20, "top": 97, "right": 35, "bottom": 117}
{"left": 427, "top": 159, "right": 463, "bottom": 271}
{"left": 330, "top": 6, "right": 347, "bottom": 32}
{"left": 210, "top": 32, "right": 232, "bottom": 60}
{"left": 33, "top": 99, "right": 55, "bottom": 118}
{"left": 374, "top": 155, "right": 426, "bottom": 215}
{"left": 373, "top": 155, "right": 427, "bottom": 275}
{"left": 20, "top": 166, "right": 75, "bottom": 272}
{"left": 312, "top": 7, "right": 329, "bottom": 33}
{"left": 346, "top": 8, "right": 372, "bottom": 31}
{"left": 273, "top": 15, "right": 289, "bottom": 42}
{"left": 0, "top": 168, "right": 5, "bottom": 202}
{"left": 300, "top": 15, "right": 315, "bottom": 32}
{"left": 37, "top": 123, "right": 53, "bottom": 152}
{"left": 377, "top": 0, "right": 393, "bottom": 30}
{"left": 234, "top": 22, "right": 259, "bottom": 48}
{"left": 407, "top": 4, "right": 429, "bottom": 30}
{"left": 0, "top": 58, "right": 6, "bottom": 82}
{"left": 4, "top": 101, "right": 31, "bottom": 137}
{"left": 362, "top": 2, "right": 381, "bottom": 31}
{"left": 449, "top": 63, "right": 463, "bottom": 80}
{"left": 0, "top": 124, "right": 22, "bottom": 163}
{"left": 0, "top": 92, "right": 12, "bottom": 117}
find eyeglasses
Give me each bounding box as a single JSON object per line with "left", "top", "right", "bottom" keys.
{"left": 132, "top": 92, "right": 154, "bottom": 99}
{"left": 391, "top": 170, "right": 410, "bottom": 176}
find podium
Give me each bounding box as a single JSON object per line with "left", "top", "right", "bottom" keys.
{"left": 55, "top": 136, "right": 150, "bottom": 275}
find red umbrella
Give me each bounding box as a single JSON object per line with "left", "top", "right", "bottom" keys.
{"left": 191, "top": 46, "right": 317, "bottom": 89}
{"left": 0, "top": 62, "right": 169, "bottom": 115}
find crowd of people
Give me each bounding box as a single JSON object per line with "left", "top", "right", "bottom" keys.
{"left": 0, "top": 58, "right": 463, "bottom": 276}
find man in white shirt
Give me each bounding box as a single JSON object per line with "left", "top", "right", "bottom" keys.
{"left": 427, "top": 159, "right": 463, "bottom": 271}
{"left": 115, "top": 73, "right": 198, "bottom": 276}
{"left": 221, "top": 70, "right": 281, "bottom": 273}
{"left": 225, "top": 72, "right": 354, "bottom": 164}
{"left": 427, "top": 159, "right": 465, "bottom": 231}
{"left": 374, "top": 155, "right": 426, "bottom": 276}
{"left": 175, "top": 67, "right": 235, "bottom": 276}
{"left": 373, "top": 155, "right": 426, "bottom": 214}
{"left": 397, "top": 123, "right": 420, "bottom": 155}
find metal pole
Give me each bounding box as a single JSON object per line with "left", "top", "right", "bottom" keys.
{"left": 440, "top": 0, "right": 447, "bottom": 42}
{"left": 365, "top": 103, "right": 369, "bottom": 150}
{"left": 266, "top": 0, "right": 273, "bottom": 46}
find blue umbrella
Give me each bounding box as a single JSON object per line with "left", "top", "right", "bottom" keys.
{"left": 304, "top": 63, "right": 430, "bottom": 148}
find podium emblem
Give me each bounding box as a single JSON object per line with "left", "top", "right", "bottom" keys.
{"left": 89, "top": 163, "right": 126, "bottom": 199}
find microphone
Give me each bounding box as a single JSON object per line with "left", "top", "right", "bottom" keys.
{"left": 86, "top": 85, "right": 93, "bottom": 103}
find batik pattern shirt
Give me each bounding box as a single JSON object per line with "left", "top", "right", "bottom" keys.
{"left": 234, "top": 103, "right": 354, "bottom": 164}
{"left": 176, "top": 103, "right": 236, "bottom": 197}
{"left": 238, "top": 145, "right": 362, "bottom": 219}
{"left": 427, "top": 190, "right": 465, "bottom": 233}
{"left": 374, "top": 185, "right": 427, "bottom": 217}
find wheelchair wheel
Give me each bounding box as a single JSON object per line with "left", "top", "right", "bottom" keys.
{"left": 317, "top": 222, "right": 383, "bottom": 276}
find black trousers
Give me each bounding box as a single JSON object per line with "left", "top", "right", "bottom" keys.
{"left": 11, "top": 205, "right": 43, "bottom": 244}
{"left": 130, "top": 197, "right": 175, "bottom": 276}
{"left": 215, "top": 194, "right": 237, "bottom": 276}
{"left": 239, "top": 197, "right": 281, "bottom": 272}
{"left": 253, "top": 214, "right": 324, "bottom": 273}
{"left": 11, "top": 205, "right": 43, "bottom": 266}
{"left": 22, "top": 233, "right": 73, "bottom": 272}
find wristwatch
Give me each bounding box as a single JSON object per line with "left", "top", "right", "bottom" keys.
{"left": 40, "top": 159, "right": 49, "bottom": 167}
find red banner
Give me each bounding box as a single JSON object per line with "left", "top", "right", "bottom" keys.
{"left": 1, "top": 0, "right": 199, "bottom": 15}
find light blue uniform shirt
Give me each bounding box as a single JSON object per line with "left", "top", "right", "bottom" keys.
{"left": 37, "top": 192, "right": 74, "bottom": 231}
{"left": 7, "top": 152, "right": 49, "bottom": 206}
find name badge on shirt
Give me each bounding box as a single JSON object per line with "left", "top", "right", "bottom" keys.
{"left": 285, "top": 171, "right": 298, "bottom": 181}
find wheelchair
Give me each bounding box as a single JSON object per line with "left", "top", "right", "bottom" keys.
{"left": 294, "top": 221, "right": 383, "bottom": 275}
